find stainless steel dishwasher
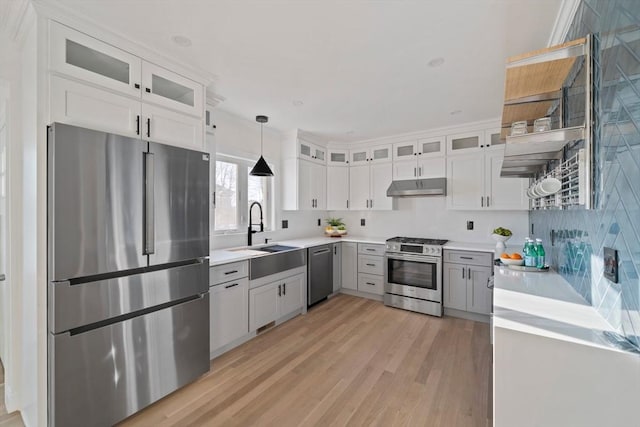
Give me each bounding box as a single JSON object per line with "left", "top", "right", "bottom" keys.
{"left": 308, "top": 244, "right": 333, "bottom": 306}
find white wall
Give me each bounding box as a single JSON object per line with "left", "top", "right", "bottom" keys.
{"left": 0, "top": 3, "right": 42, "bottom": 425}
{"left": 211, "top": 109, "right": 324, "bottom": 250}
{"left": 331, "top": 197, "right": 529, "bottom": 248}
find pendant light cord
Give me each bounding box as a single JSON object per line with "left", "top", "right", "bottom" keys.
{"left": 261, "top": 123, "right": 264, "bottom": 154}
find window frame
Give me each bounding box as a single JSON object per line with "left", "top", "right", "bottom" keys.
{"left": 212, "top": 153, "right": 273, "bottom": 235}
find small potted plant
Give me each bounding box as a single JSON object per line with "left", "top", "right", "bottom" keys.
{"left": 325, "top": 218, "right": 346, "bottom": 237}
{"left": 492, "top": 227, "right": 512, "bottom": 252}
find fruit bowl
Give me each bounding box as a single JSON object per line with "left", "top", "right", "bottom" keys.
{"left": 500, "top": 257, "right": 524, "bottom": 266}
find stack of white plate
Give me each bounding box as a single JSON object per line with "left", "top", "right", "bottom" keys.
{"left": 527, "top": 177, "right": 561, "bottom": 199}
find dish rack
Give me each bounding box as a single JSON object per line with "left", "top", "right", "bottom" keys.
{"left": 529, "top": 149, "right": 586, "bottom": 210}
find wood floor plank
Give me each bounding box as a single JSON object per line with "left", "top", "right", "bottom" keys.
{"left": 120, "top": 294, "right": 492, "bottom": 427}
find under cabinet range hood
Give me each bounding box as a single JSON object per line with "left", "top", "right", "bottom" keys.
{"left": 386, "top": 178, "right": 446, "bottom": 197}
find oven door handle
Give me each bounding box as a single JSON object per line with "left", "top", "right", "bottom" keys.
{"left": 385, "top": 254, "right": 440, "bottom": 263}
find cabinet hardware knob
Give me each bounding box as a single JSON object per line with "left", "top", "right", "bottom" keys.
{"left": 146, "top": 118, "right": 151, "bottom": 137}
{"left": 224, "top": 270, "right": 238, "bottom": 275}
{"left": 136, "top": 115, "right": 140, "bottom": 135}
{"left": 278, "top": 284, "right": 282, "bottom": 297}
{"left": 134, "top": 83, "right": 140, "bottom": 89}
{"left": 283, "top": 283, "right": 286, "bottom": 295}
{"left": 145, "top": 87, "right": 151, "bottom": 93}
{"left": 366, "top": 282, "right": 375, "bottom": 286}
{"left": 224, "top": 283, "right": 239, "bottom": 289}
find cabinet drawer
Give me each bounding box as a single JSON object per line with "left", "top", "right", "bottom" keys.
{"left": 358, "top": 243, "right": 385, "bottom": 256}
{"left": 358, "top": 273, "right": 384, "bottom": 295}
{"left": 443, "top": 250, "right": 492, "bottom": 267}
{"left": 210, "top": 260, "right": 248, "bottom": 285}
{"left": 358, "top": 255, "right": 384, "bottom": 276}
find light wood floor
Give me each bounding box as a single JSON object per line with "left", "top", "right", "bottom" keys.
{"left": 0, "top": 360, "right": 24, "bottom": 427}
{"left": 121, "top": 294, "right": 492, "bottom": 427}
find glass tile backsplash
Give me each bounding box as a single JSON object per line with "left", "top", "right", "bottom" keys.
{"left": 530, "top": 0, "right": 640, "bottom": 351}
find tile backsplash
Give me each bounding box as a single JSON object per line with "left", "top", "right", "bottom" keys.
{"left": 530, "top": 0, "right": 640, "bottom": 350}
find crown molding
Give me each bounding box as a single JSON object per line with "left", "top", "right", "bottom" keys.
{"left": 548, "top": 0, "right": 580, "bottom": 46}
{"left": 327, "top": 117, "right": 501, "bottom": 149}
{"left": 31, "top": 0, "right": 217, "bottom": 86}
{"left": 206, "top": 89, "right": 226, "bottom": 107}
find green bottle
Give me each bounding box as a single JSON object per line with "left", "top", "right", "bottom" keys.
{"left": 535, "top": 238, "right": 545, "bottom": 268}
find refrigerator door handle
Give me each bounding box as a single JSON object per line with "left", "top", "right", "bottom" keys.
{"left": 143, "top": 152, "right": 155, "bottom": 255}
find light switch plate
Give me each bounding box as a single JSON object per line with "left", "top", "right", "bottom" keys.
{"left": 281, "top": 220, "right": 288, "bottom": 229}
{"left": 360, "top": 218, "right": 365, "bottom": 226}
{"left": 467, "top": 221, "right": 474, "bottom": 230}
{"left": 604, "top": 247, "right": 618, "bottom": 283}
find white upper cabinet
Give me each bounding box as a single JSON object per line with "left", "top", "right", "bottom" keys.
{"left": 484, "top": 151, "right": 528, "bottom": 210}
{"left": 447, "top": 151, "right": 528, "bottom": 210}
{"left": 392, "top": 140, "right": 417, "bottom": 160}
{"left": 51, "top": 75, "right": 141, "bottom": 138}
{"left": 392, "top": 137, "right": 445, "bottom": 181}
{"left": 298, "top": 140, "right": 326, "bottom": 165}
{"left": 349, "top": 148, "right": 369, "bottom": 165}
{"left": 327, "top": 166, "right": 349, "bottom": 210}
{"left": 50, "top": 21, "right": 142, "bottom": 97}
{"left": 327, "top": 149, "right": 349, "bottom": 166}
{"left": 141, "top": 62, "right": 203, "bottom": 117}
{"left": 141, "top": 103, "right": 204, "bottom": 150}
{"left": 446, "top": 131, "right": 485, "bottom": 154}
{"left": 50, "top": 21, "right": 204, "bottom": 119}
{"left": 370, "top": 144, "right": 392, "bottom": 163}
{"left": 348, "top": 162, "right": 393, "bottom": 211}
{"left": 485, "top": 128, "right": 504, "bottom": 150}
{"left": 417, "top": 137, "right": 445, "bottom": 157}
{"left": 350, "top": 144, "right": 391, "bottom": 165}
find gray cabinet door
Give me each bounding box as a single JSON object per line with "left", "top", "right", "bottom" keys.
{"left": 467, "top": 266, "right": 492, "bottom": 314}
{"left": 48, "top": 123, "right": 146, "bottom": 281}
{"left": 443, "top": 263, "right": 467, "bottom": 311}
{"left": 341, "top": 242, "right": 358, "bottom": 290}
{"left": 147, "top": 142, "right": 209, "bottom": 265}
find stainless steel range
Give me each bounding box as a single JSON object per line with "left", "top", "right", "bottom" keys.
{"left": 383, "top": 237, "right": 447, "bottom": 317}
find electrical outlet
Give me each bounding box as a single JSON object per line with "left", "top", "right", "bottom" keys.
{"left": 604, "top": 247, "right": 618, "bottom": 283}
{"left": 317, "top": 218, "right": 321, "bottom": 226}
{"left": 281, "top": 220, "right": 288, "bottom": 229}
{"left": 360, "top": 218, "right": 366, "bottom": 226}
{"left": 466, "top": 221, "right": 474, "bottom": 230}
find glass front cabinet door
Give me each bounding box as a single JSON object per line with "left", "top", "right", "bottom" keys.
{"left": 50, "top": 21, "right": 142, "bottom": 97}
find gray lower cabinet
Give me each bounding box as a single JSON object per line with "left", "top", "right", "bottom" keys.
{"left": 341, "top": 242, "right": 358, "bottom": 290}
{"left": 333, "top": 243, "right": 342, "bottom": 292}
{"left": 209, "top": 261, "right": 250, "bottom": 355}
{"left": 249, "top": 272, "right": 305, "bottom": 331}
{"left": 443, "top": 250, "right": 492, "bottom": 315}
{"left": 209, "top": 278, "right": 249, "bottom": 354}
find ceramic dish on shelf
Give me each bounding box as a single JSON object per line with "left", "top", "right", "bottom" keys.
{"left": 537, "top": 177, "right": 562, "bottom": 196}
{"left": 500, "top": 257, "right": 525, "bottom": 266}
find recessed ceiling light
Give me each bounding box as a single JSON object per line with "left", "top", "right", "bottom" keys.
{"left": 450, "top": 110, "right": 462, "bottom": 115}
{"left": 172, "top": 35, "right": 192, "bottom": 47}
{"left": 292, "top": 100, "right": 304, "bottom": 107}
{"left": 428, "top": 57, "right": 445, "bottom": 67}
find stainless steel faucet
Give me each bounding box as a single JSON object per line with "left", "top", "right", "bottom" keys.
{"left": 248, "top": 201, "right": 264, "bottom": 246}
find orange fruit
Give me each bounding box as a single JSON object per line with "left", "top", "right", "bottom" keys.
{"left": 511, "top": 253, "right": 522, "bottom": 260}
{"left": 500, "top": 253, "right": 511, "bottom": 259}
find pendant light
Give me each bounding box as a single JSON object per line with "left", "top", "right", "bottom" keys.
{"left": 250, "top": 115, "right": 274, "bottom": 177}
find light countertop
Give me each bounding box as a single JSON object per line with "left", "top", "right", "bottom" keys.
{"left": 209, "top": 235, "right": 386, "bottom": 266}
{"left": 493, "top": 265, "right": 630, "bottom": 353}
{"left": 443, "top": 241, "right": 496, "bottom": 253}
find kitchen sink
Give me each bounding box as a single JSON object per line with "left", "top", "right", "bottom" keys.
{"left": 256, "top": 244, "right": 299, "bottom": 253}
{"left": 250, "top": 248, "right": 306, "bottom": 280}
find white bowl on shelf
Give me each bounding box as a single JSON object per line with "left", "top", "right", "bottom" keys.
{"left": 500, "top": 257, "right": 525, "bottom": 266}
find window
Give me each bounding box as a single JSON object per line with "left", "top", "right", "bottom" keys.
{"left": 214, "top": 155, "right": 272, "bottom": 233}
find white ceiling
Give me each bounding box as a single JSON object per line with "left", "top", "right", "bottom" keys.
{"left": 54, "top": 0, "right": 562, "bottom": 142}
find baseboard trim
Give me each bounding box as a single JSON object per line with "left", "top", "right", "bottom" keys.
{"left": 338, "top": 288, "right": 383, "bottom": 302}
{"left": 444, "top": 308, "right": 490, "bottom": 323}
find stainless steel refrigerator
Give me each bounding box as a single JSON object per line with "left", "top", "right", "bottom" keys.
{"left": 47, "top": 123, "right": 210, "bottom": 427}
